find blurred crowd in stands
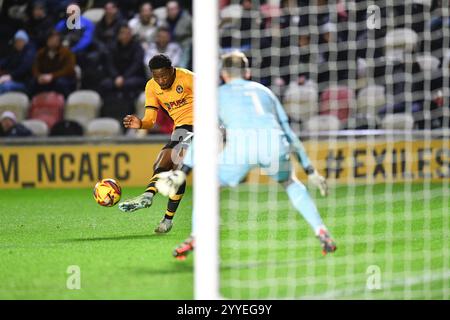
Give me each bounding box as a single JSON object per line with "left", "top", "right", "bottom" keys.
{"left": 0, "top": 0, "right": 449, "bottom": 138}
{"left": 219, "top": 0, "right": 449, "bottom": 133}
{"left": 0, "top": 0, "right": 191, "bottom": 137}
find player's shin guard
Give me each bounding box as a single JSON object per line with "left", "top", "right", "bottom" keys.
{"left": 286, "top": 181, "right": 325, "bottom": 233}
{"left": 165, "top": 180, "right": 186, "bottom": 220}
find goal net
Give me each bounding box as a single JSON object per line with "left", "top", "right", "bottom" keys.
{"left": 194, "top": 0, "right": 450, "bottom": 299}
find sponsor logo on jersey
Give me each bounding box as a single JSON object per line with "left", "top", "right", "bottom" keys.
{"left": 164, "top": 97, "right": 188, "bottom": 110}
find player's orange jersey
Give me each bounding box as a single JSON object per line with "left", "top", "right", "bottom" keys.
{"left": 141, "top": 68, "right": 193, "bottom": 130}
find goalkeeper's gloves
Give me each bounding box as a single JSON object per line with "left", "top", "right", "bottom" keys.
{"left": 308, "top": 169, "right": 328, "bottom": 197}
{"left": 155, "top": 170, "right": 187, "bottom": 197}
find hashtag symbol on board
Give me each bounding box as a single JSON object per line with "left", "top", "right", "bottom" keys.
{"left": 326, "top": 150, "right": 345, "bottom": 179}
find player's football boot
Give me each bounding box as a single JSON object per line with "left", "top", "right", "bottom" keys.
{"left": 118, "top": 193, "right": 153, "bottom": 212}
{"left": 316, "top": 228, "right": 337, "bottom": 255}
{"left": 173, "top": 236, "right": 195, "bottom": 260}
{"left": 154, "top": 218, "right": 173, "bottom": 233}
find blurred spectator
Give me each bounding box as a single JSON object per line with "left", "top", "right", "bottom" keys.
{"left": 317, "top": 22, "right": 353, "bottom": 84}
{"left": 55, "top": 4, "right": 95, "bottom": 56}
{"left": 165, "top": 1, "right": 192, "bottom": 67}
{"left": 0, "top": 0, "right": 28, "bottom": 56}
{"left": 144, "top": 26, "right": 182, "bottom": 73}
{"left": 129, "top": 2, "right": 162, "bottom": 50}
{"left": 31, "top": 30, "right": 76, "bottom": 97}
{"left": 0, "top": 30, "right": 36, "bottom": 94}
{"left": 278, "top": 30, "right": 318, "bottom": 86}
{"left": 378, "top": 61, "right": 424, "bottom": 116}
{"left": 239, "top": 0, "right": 264, "bottom": 33}
{"left": 100, "top": 24, "right": 146, "bottom": 98}
{"left": 0, "top": 0, "right": 28, "bottom": 27}
{"left": 220, "top": 0, "right": 264, "bottom": 58}
{"left": 0, "top": 111, "right": 32, "bottom": 137}
{"left": 166, "top": 0, "right": 192, "bottom": 45}
{"left": 25, "top": 1, "right": 55, "bottom": 49}
{"left": 78, "top": 41, "right": 109, "bottom": 91}
{"left": 95, "top": 1, "right": 124, "bottom": 47}
{"left": 44, "top": 0, "right": 74, "bottom": 22}
{"left": 115, "top": 0, "right": 143, "bottom": 20}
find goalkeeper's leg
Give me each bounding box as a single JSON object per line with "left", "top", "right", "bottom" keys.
{"left": 283, "top": 177, "right": 337, "bottom": 255}
{"left": 270, "top": 160, "right": 336, "bottom": 255}
{"left": 173, "top": 235, "right": 195, "bottom": 260}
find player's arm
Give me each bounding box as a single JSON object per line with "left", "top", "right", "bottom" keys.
{"left": 124, "top": 82, "right": 160, "bottom": 129}
{"left": 272, "top": 96, "right": 313, "bottom": 173}
{"left": 123, "top": 107, "right": 158, "bottom": 129}
{"left": 273, "top": 95, "right": 328, "bottom": 196}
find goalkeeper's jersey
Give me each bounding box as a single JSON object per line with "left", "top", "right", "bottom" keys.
{"left": 218, "top": 79, "right": 312, "bottom": 170}
{"left": 219, "top": 79, "right": 286, "bottom": 132}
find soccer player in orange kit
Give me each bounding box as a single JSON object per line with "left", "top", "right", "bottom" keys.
{"left": 119, "top": 54, "right": 193, "bottom": 234}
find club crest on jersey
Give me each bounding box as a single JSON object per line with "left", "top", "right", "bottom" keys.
{"left": 176, "top": 85, "right": 183, "bottom": 93}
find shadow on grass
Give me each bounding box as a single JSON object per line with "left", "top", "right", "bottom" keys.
{"left": 63, "top": 234, "right": 165, "bottom": 242}
{"left": 131, "top": 262, "right": 193, "bottom": 276}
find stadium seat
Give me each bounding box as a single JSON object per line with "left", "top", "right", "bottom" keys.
{"left": 381, "top": 113, "right": 415, "bottom": 130}
{"left": 22, "top": 119, "right": 49, "bottom": 137}
{"left": 83, "top": 8, "right": 104, "bottom": 24}
{"left": 0, "top": 92, "right": 30, "bottom": 121}
{"left": 29, "top": 92, "right": 65, "bottom": 130}
{"left": 357, "top": 85, "right": 386, "bottom": 115}
{"left": 303, "top": 115, "right": 340, "bottom": 132}
{"left": 345, "top": 113, "right": 379, "bottom": 130}
{"left": 283, "top": 82, "right": 319, "bottom": 122}
{"left": 65, "top": 90, "right": 102, "bottom": 128}
{"left": 385, "top": 28, "right": 418, "bottom": 61}
{"left": 50, "top": 120, "right": 84, "bottom": 136}
{"left": 86, "top": 118, "right": 121, "bottom": 137}
{"left": 319, "top": 86, "right": 355, "bottom": 122}
{"left": 415, "top": 54, "right": 440, "bottom": 72}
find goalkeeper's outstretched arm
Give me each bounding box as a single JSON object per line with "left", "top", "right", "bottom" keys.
{"left": 272, "top": 95, "right": 314, "bottom": 174}
{"left": 272, "top": 93, "right": 328, "bottom": 196}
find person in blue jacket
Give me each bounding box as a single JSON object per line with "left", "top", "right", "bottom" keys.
{"left": 55, "top": 8, "right": 95, "bottom": 57}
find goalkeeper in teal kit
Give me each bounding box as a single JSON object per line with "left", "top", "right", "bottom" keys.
{"left": 157, "top": 51, "right": 337, "bottom": 260}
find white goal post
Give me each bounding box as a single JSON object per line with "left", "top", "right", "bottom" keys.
{"left": 193, "top": 0, "right": 220, "bottom": 300}
{"left": 192, "top": 0, "right": 450, "bottom": 300}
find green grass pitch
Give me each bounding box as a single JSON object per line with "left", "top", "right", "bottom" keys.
{"left": 0, "top": 183, "right": 448, "bottom": 299}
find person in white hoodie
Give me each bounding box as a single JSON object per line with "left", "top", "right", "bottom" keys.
{"left": 144, "top": 26, "right": 183, "bottom": 75}
{"left": 129, "top": 2, "right": 162, "bottom": 51}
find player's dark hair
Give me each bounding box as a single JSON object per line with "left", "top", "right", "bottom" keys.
{"left": 221, "top": 51, "right": 250, "bottom": 78}
{"left": 148, "top": 54, "right": 172, "bottom": 70}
